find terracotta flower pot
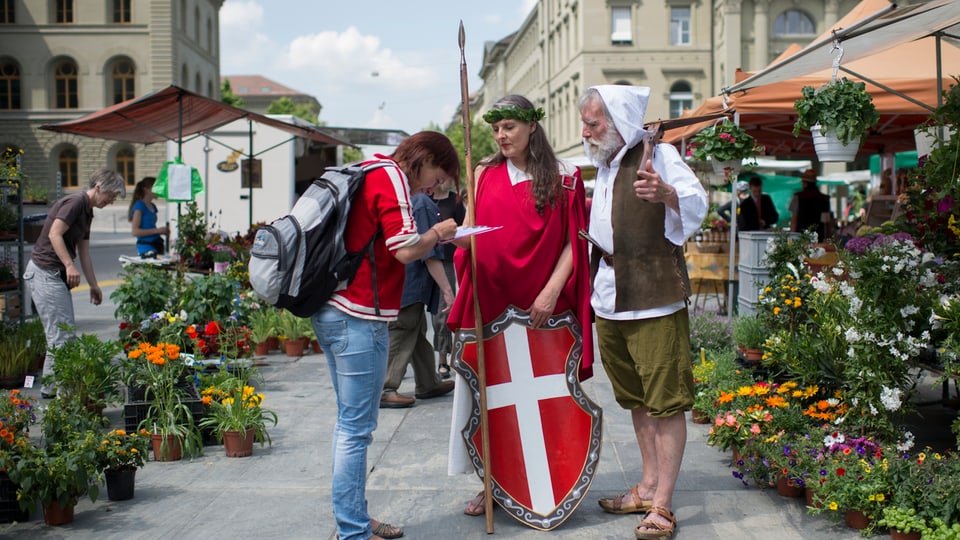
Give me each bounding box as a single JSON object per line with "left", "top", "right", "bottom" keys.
{"left": 43, "top": 499, "right": 75, "bottom": 526}
{"left": 690, "top": 409, "right": 711, "bottom": 424}
{"left": 284, "top": 338, "right": 306, "bottom": 357}
{"left": 891, "top": 530, "right": 922, "bottom": 540}
{"left": 223, "top": 428, "right": 255, "bottom": 458}
{"left": 151, "top": 433, "right": 183, "bottom": 462}
{"left": 776, "top": 475, "right": 804, "bottom": 498}
{"left": 255, "top": 341, "right": 270, "bottom": 356}
{"left": 844, "top": 508, "right": 872, "bottom": 530}
{"left": 265, "top": 336, "right": 280, "bottom": 351}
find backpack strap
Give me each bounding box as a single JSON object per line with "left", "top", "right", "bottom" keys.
{"left": 365, "top": 228, "right": 382, "bottom": 317}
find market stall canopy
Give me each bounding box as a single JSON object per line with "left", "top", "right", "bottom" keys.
{"left": 724, "top": 0, "right": 960, "bottom": 96}
{"left": 39, "top": 85, "right": 353, "bottom": 147}
{"left": 666, "top": 0, "right": 960, "bottom": 158}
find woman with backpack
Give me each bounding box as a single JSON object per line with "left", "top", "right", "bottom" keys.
{"left": 311, "top": 131, "right": 460, "bottom": 540}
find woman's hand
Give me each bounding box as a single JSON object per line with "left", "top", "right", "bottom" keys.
{"left": 432, "top": 218, "right": 458, "bottom": 242}
{"left": 528, "top": 288, "right": 559, "bottom": 328}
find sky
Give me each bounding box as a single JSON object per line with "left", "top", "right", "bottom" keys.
{"left": 219, "top": 0, "right": 538, "bottom": 136}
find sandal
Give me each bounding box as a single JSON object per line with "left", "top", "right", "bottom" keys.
{"left": 371, "top": 519, "right": 404, "bottom": 539}
{"left": 463, "top": 491, "right": 485, "bottom": 516}
{"left": 634, "top": 506, "right": 677, "bottom": 540}
{"left": 598, "top": 484, "right": 653, "bottom": 515}
{"left": 438, "top": 363, "right": 452, "bottom": 379}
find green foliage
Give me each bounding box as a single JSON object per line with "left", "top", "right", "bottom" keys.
{"left": 0, "top": 321, "right": 33, "bottom": 377}
{"left": 276, "top": 310, "right": 311, "bottom": 340}
{"left": 248, "top": 307, "right": 280, "bottom": 344}
{"left": 176, "top": 271, "right": 241, "bottom": 324}
{"left": 792, "top": 77, "right": 880, "bottom": 146}
{"left": 895, "top": 75, "right": 960, "bottom": 255}
{"left": 96, "top": 428, "right": 151, "bottom": 472}
{"left": 442, "top": 118, "right": 498, "bottom": 186}
{"left": 175, "top": 201, "right": 210, "bottom": 266}
{"left": 5, "top": 429, "right": 103, "bottom": 511}
{"left": 198, "top": 370, "right": 277, "bottom": 446}
{"left": 110, "top": 264, "right": 172, "bottom": 325}
{"left": 266, "top": 96, "right": 319, "bottom": 124}
{"left": 691, "top": 348, "right": 751, "bottom": 416}
{"left": 731, "top": 314, "right": 766, "bottom": 350}
{"left": 342, "top": 146, "right": 364, "bottom": 163}
{"left": 220, "top": 78, "right": 244, "bottom": 108}
{"left": 49, "top": 331, "right": 124, "bottom": 410}
{"left": 40, "top": 398, "right": 109, "bottom": 449}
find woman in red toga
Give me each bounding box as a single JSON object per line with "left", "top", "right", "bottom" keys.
{"left": 446, "top": 94, "right": 593, "bottom": 516}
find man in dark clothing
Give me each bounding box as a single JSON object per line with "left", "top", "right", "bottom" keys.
{"left": 789, "top": 169, "right": 832, "bottom": 241}
{"left": 738, "top": 175, "right": 779, "bottom": 231}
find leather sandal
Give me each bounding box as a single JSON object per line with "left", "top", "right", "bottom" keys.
{"left": 371, "top": 519, "right": 404, "bottom": 539}
{"left": 464, "top": 491, "right": 485, "bottom": 516}
{"left": 598, "top": 484, "right": 653, "bottom": 515}
{"left": 635, "top": 506, "right": 677, "bottom": 540}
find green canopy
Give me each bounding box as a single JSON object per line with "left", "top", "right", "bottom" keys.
{"left": 869, "top": 151, "right": 920, "bottom": 174}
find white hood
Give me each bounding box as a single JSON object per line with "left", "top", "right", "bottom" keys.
{"left": 593, "top": 85, "right": 650, "bottom": 150}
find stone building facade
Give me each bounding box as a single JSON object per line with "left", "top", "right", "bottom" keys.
{"left": 0, "top": 0, "right": 223, "bottom": 195}
{"left": 473, "top": 0, "right": 880, "bottom": 159}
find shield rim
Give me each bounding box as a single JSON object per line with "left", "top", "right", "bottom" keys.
{"left": 451, "top": 306, "right": 603, "bottom": 530}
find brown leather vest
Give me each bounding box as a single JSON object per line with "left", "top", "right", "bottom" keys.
{"left": 590, "top": 144, "right": 691, "bottom": 312}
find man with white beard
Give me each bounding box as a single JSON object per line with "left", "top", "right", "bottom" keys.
{"left": 578, "top": 85, "right": 707, "bottom": 540}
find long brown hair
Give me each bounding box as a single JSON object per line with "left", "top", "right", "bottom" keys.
{"left": 128, "top": 176, "right": 156, "bottom": 222}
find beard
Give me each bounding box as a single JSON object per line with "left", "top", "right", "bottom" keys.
{"left": 583, "top": 128, "right": 625, "bottom": 168}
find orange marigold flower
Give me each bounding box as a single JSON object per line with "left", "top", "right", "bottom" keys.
{"left": 718, "top": 391, "right": 735, "bottom": 404}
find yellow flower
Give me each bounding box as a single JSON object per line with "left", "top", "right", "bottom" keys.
{"left": 876, "top": 493, "right": 885, "bottom": 502}
{"left": 828, "top": 502, "right": 838, "bottom": 511}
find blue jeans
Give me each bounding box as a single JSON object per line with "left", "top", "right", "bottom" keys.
{"left": 311, "top": 305, "right": 388, "bottom": 540}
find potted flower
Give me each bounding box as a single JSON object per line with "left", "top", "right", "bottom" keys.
{"left": 731, "top": 314, "right": 766, "bottom": 361}
{"left": 208, "top": 242, "right": 236, "bottom": 273}
{"left": 48, "top": 330, "right": 124, "bottom": 414}
{"left": 792, "top": 77, "right": 880, "bottom": 162}
{"left": 126, "top": 341, "right": 203, "bottom": 461}
{"left": 248, "top": 308, "right": 277, "bottom": 356}
{"left": 0, "top": 324, "right": 33, "bottom": 387}
{"left": 4, "top": 429, "right": 102, "bottom": 526}
{"left": 198, "top": 371, "right": 277, "bottom": 457}
{"left": 689, "top": 120, "right": 762, "bottom": 178}
{"left": 808, "top": 432, "right": 889, "bottom": 532}
{"left": 96, "top": 428, "right": 151, "bottom": 501}
{"left": 276, "top": 310, "right": 310, "bottom": 356}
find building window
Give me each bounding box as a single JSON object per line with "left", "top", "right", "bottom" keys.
{"left": 611, "top": 6, "right": 632, "bottom": 44}
{"left": 774, "top": 9, "right": 815, "bottom": 36}
{"left": 55, "top": 59, "right": 78, "bottom": 109}
{"left": 58, "top": 148, "right": 78, "bottom": 187}
{"left": 55, "top": 0, "right": 74, "bottom": 23}
{"left": 113, "top": 0, "right": 131, "bottom": 23}
{"left": 116, "top": 147, "right": 135, "bottom": 186}
{"left": 0, "top": 62, "right": 20, "bottom": 109}
{"left": 668, "top": 81, "right": 693, "bottom": 119}
{"left": 194, "top": 6, "right": 200, "bottom": 42}
{"left": 670, "top": 6, "right": 691, "bottom": 46}
{"left": 0, "top": 0, "right": 14, "bottom": 24}
{"left": 206, "top": 18, "right": 213, "bottom": 52}
{"left": 179, "top": 0, "right": 186, "bottom": 31}
{"left": 111, "top": 60, "right": 135, "bottom": 104}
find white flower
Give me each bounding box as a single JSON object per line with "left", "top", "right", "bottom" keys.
{"left": 901, "top": 305, "right": 919, "bottom": 318}
{"left": 896, "top": 431, "right": 916, "bottom": 452}
{"left": 845, "top": 327, "right": 862, "bottom": 343}
{"left": 826, "top": 398, "right": 840, "bottom": 407}
{"left": 869, "top": 403, "right": 879, "bottom": 415}
{"left": 811, "top": 276, "right": 831, "bottom": 294}
{"left": 880, "top": 386, "right": 903, "bottom": 411}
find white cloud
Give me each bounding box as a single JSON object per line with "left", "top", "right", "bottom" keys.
{"left": 219, "top": 1, "right": 274, "bottom": 74}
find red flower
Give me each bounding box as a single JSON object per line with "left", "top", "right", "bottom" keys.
{"left": 186, "top": 325, "right": 198, "bottom": 339}
{"left": 836, "top": 467, "right": 846, "bottom": 477}
{"left": 204, "top": 321, "right": 221, "bottom": 336}
{"left": 119, "top": 322, "right": 129, "bottom": 330}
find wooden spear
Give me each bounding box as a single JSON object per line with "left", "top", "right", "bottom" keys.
{"left": 458, "top": 21, "right": 494, "bottom": 533}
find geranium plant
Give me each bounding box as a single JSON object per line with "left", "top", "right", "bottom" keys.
{"left": 689, "top": 120, "right": 762, "bottom": 162}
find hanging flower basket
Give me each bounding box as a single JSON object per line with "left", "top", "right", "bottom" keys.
{"left": 793, "top": 77, "right": 878, "bottom": 162}
{"left": 811, "top": 124, "right": 861, "bottom": 162}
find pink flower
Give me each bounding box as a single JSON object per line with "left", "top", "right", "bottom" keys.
{"left": 724, "top": 413, "right": 737, "bottom": 427}
{"left": 750, "top": 424, "right": 761, "bottom": 434}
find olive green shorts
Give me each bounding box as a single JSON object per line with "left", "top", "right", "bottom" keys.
{"left": 595, "top": 309, "right": 694, "bottom": 417}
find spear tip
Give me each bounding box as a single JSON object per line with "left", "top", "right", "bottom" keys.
{"left": 459, "top": 21, "right": 465, "bottom": 49}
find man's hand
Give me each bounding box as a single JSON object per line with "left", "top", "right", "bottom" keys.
{"left": 633, "top": 159, "right": 673, "bottom": 203}
{"left": 65, "top": 263, "right": 81, "bottom": 289}
{"left": 90, "top": 285, "right": 103, "bottom": 306}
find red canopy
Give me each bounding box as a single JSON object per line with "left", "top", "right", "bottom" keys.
{"left": 40, "top": 85, "right": 351, "bottom": 147}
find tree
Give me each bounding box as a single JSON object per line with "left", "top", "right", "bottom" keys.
{"left": 267, "top": 97, "right": 320, "bottom": 124}
{"left": 342, "top": 146, "right": 364, "bottom": 163}
{"left": 220, "top": 78, "right": 244, "bottom": 108}
{"left": 439, "top": 118, "right": 497, "bottom": 185}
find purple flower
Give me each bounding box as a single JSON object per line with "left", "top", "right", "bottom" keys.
{"left": 937, "top": 196, "right": 954, "bottom": 213}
